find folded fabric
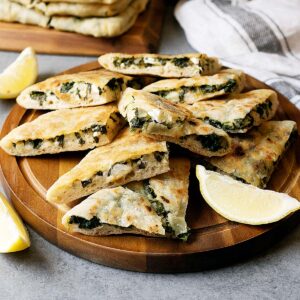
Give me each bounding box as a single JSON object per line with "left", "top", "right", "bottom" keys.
{"left": 175, "top": 0, "right": 300, "bottom": 109}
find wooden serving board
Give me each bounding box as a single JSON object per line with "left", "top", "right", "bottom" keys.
{"left": 0, "top": 0, "right": 165, "bottom": 56}
{"left": 0, "top": 61, "right": 300, "bottom": 273}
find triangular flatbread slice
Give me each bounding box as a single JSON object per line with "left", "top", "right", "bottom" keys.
{"left": 99, "top": 53, "right": 221, "bottom": 78}
{"left": 143, "top": 69, "right": 245, "bottom": 104}
{"left": 0, "top": 105, "right": 125, "bottom": 156}
{"left": 118, "top": 88, "right": 232, "bottom": 157}
{"left": 205, "top": 121, "right": 297, "bottom": 188}
{"left": 46, "top": 129, "right": 170, "bottom": 204}
{"left": 62, "top": 158, "right": 190, "bottom": 240}
{"left": 17, "top": 70, "right": 138, "bottom": 110}
{"left": 182, "top": 89, "right": 279, "bottom": 133}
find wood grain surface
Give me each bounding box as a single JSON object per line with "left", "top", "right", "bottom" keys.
{"left": 0, "top": 0, "right": 165, "bottom": 56}
{"left": 0, "top": 61, "right": 299, "bottom": 273}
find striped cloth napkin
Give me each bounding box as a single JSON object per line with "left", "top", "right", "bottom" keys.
{"left": 175, "top": 0, "right": 300, "bottom": 109}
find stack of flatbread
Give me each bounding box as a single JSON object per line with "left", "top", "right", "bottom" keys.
{"left": 0, "top": 0, "right": 149, "bottom": 37}
{"left": 1, "top": 52, "right": 297, "bottom": 242}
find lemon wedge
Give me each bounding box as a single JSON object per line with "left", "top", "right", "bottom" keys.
{"left": 196, "top": 165, "right": 300, "bottom": 225}
{"left": 0, "top": 47, "right": 38, "bottom": 99}
{"left": 0, "top": 192, "right": 30, "bottom": 253}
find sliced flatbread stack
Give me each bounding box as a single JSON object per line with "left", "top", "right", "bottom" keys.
{"left": 118, "top": 88, "right": 232, "bottom": 157}
{"left": 46, "top": 129, "right": 170, "bottom": 204}
{"left": 0, "top": 0, "right": 148, "bottom": 37}
{"left": 62, "top": 158, "right": 190, "bottom": 240}
{"left": 17, "top": 69, "right": 138, "bottom": 110}
{"left": 143, "top": 69, "right": 245, "bottom": 104}
{"left": 99, "top": 53, "right": 221, "bottom": 78}
{"left": 205, "top": 121, "right": 297, "bottom": 188}
{"left": 0, "top": 105, "right": 125, "bottom": 156}
{"left": 183, "top": 89, "right": 279, "bottom": 133}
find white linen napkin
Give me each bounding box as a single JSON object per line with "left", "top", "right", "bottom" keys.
{"left": 175, "top": 0, "right": 300, "bottom": 109}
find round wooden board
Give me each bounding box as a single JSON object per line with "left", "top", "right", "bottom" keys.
{"left": 1, "top": 61, "right": 300, "bottom": 273}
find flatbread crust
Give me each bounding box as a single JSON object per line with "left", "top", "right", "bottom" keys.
{"left": 143, "top": 69, "right": 245, "bottom": 104}
{"left": 42, "top": 0, "right": 118, "bottom": 3}
{"left": 46, "top": 128, "right": 170, "bottom": 204}
{"left": 34, "top": 0, "right": 132, "bottom": 17}
{"left": 99, "top": 53, "right": 221, "bottom": 78}
{"left": 62, "top": 158, "right": 190, "bottom": 239}
{"left": 205, "top": 121, "right": 297, "bottom": 188}
{"left": 17, "top": 69, "right": 135, "bottom": 110}
{"left": 0, "top": 105, "right": 125, "bottom": 156}
{"left": 0, "top": 0, "right": 50, "bottom": 27}
{"left": 182, "top": 89, "right": 279, "bottom": 133}
{"left": 49, "top": 0, "right": 148, "bottom": 37}
{"left": 118, "top": 88, "right": 232, "bottom": 157}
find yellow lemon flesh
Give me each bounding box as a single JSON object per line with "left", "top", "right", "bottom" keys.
{"left": 196, "top": 165, "right": 300, "bottom": 225}
{"left": 0, "top": 47, "right": 38, "bottom": 99}
{"left": 0, "top": 192, "right": 30, "bottom": 253}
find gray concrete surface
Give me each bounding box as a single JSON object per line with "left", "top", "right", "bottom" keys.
{"left": 0, "top": 4, "right": 300, "bottom": 300}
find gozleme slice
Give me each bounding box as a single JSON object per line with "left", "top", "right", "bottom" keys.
{"left": 62, "top": 158, "right": 190, "bottom": 240}
{"left": 183, "top": 89, "right": 279, "bottom": 133}
{"left": 118, "top": 88, "right": 232, "bottom": 157}
{"left": 0, "top": 105, "right": 125, "bottom": 156}
{"left": 205, "top": 120, "right": 297, "bottom": 188}
{"left": 46, "top": 129, "right": 170, "bottom": 204}
{"left": 143, "top": 69, "right": 245, "bottom": 104}
{"left": 17, "top": 69, "right": 137, "bottom": 110}
{"left": 99, "top": 53, "right": 221, "bottom": 78}
{"left": 62, "top": 186, "right": 165, "bottom": 237}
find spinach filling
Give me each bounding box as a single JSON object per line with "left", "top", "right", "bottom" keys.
{"left": 81, "top": 179, "right": 92, "bottom": 188}
{"left": 69, "top": 216, "right": 101, "bottom": 229}
{"left": 69, "top": 215, "right": 135, "bottom": 231}
{"left": 129, "top": 108, "right": 150, "bottom": 129}
{"left": 106, "top": 78, "right": 124, "bottom": 91}
{"left": 255, "top": 99, "right": 272, "bottom": 118}
{"left": 113, "top": 56, "right": 194, "bottom": 69}
{"left": 196, "top": 133, "right": 227, "bottom": 152}
{"left": 127, "top": 78, "right": 145, "bottom": 89}
{"left": 153, "top": 79, "right": 237, "bottom": 103}
{"left": 154, "top": 151, "right": 165, "bottom": 162}
{"left": 203, "top": 99, "right": 272, "bottom": 132}
{"left": 56, "top": 135, "right": 64, "bottom": 147}
{"left": 129, "top": 109, "right": 182, "bottom": 130}
{"left": 171, "top": 57, "right": 190, "bottom": 68}
{"left": 30, "top": 91, "right": 47, "bottom": 106}
{"left": 26, "top": 139, "right": 43, "bottom": 149}
{"left": 205, "top": 115, "right": 254, "bottom": 132}
{"left": 60, "top": 82, "right": 75, "bottom": 93}
{"left": 75, "top": 132, "right": 85, "bottom": 145}
{"left": 91, "top": 124, "right": 107, "bottom": 134}
{"left": 78, "top": 151, "right": 166, "bottom": 190}
{"left": 113, "top": 57, "right": 135, "bottom": 68}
